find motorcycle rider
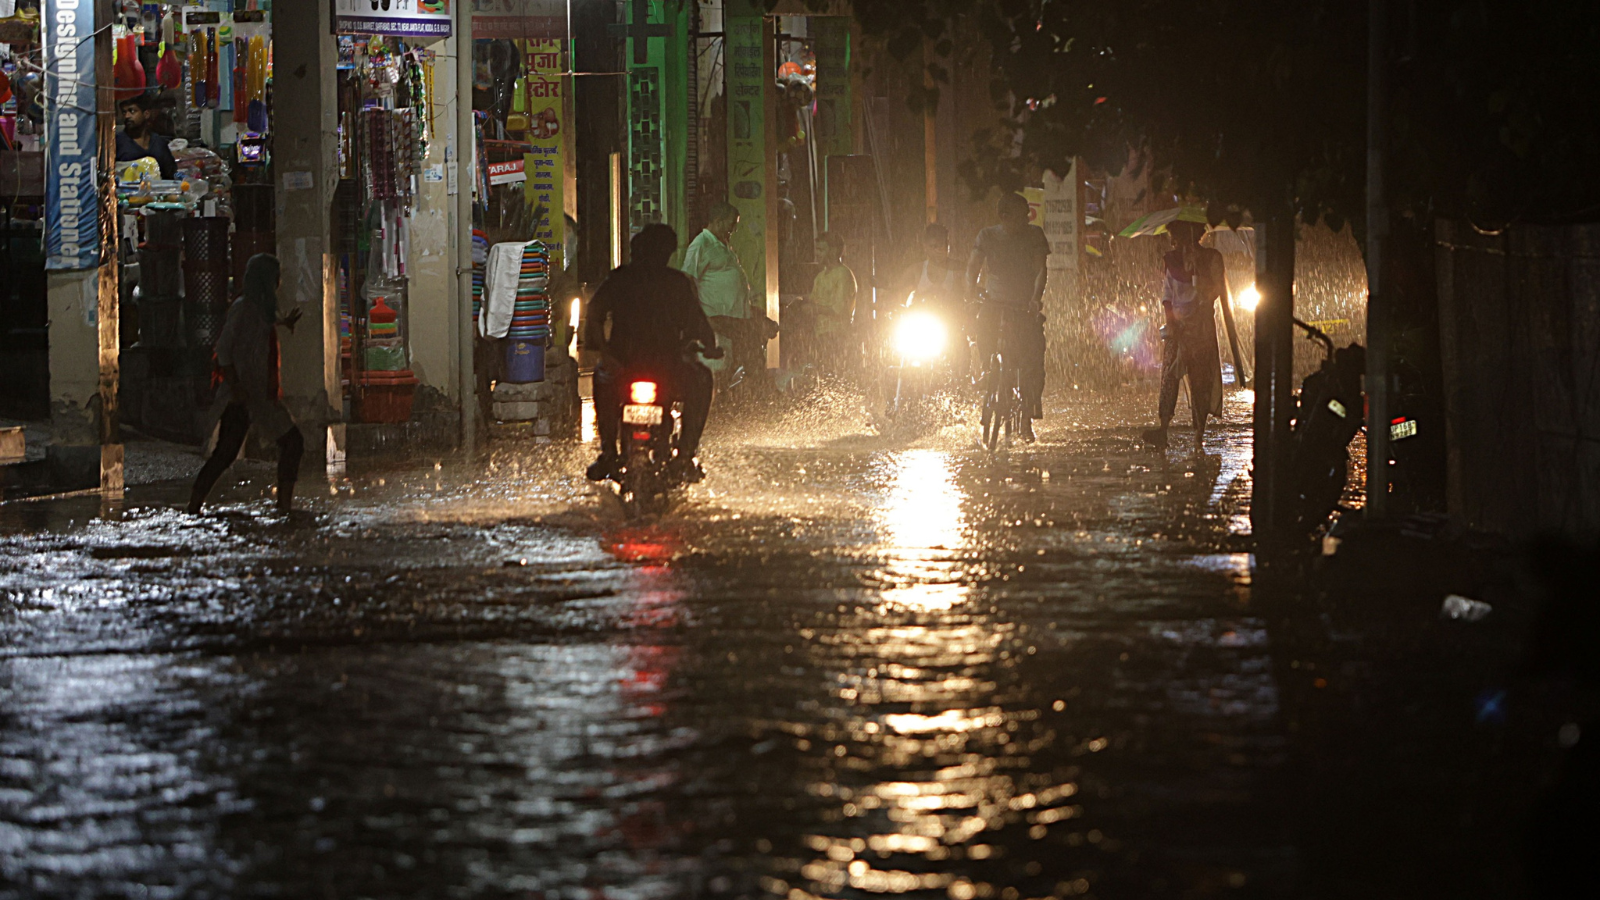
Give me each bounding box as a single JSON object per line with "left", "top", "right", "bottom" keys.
{"left": 967, "top": 193, "right": 1050, "bottom": 441}
{"left": 905, "top": 223, "right": 964, "bottom": 307}
{"left": 585, "top": 224, "right": 718, "bottom": 483}
{"left": 901, "top": 222, "right": 967, "bottom": 373}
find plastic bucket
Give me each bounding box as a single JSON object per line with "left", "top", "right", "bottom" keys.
{"left": 505, "top": 340, "right": 546, "bottom": 383}
{"left": 353, "top": 370, "right": 418, "bottom": 424}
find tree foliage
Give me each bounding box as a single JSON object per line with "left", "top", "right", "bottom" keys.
{"left": 834, "top": 0, "right": 1600, "bottom": 227}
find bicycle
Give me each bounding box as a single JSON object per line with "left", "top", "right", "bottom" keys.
{"left": 976, "top": 299, "right": 1027, "bottom": 451}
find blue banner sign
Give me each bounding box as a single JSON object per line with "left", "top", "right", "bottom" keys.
{"left": 44, "top": 0, "right": 100, "bottom": 271}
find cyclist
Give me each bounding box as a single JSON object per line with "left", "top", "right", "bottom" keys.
{"left": 966, "top": 193, "right": 1050, "bottom": 441}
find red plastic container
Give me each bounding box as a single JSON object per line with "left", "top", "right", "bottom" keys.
{"left": 354, "top": 370, "right": 418, "bottom": 424}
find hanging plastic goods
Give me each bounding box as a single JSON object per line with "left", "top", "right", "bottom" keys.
{"left": 155, "top": 14, "right": 181, "bottom": 89}
{"left": 190, "top": 28, "right": 205, "bottom": 106}
{"left": 114, "top": 33, "right": 144, "bottom": 102}
{"left": 232, "top": 37, "right": 247, "bottom": 123}
{"left": 245, "top": 35, "right": 268, "bottom": 134}
{"left": 420, "top": 53, "right": 435, "bottom": 149}
{"left": 205, "top": 28, "right": 220, "bottom": 107}
{"left": 363, "top": 109, "right": 398, "bottom": 201}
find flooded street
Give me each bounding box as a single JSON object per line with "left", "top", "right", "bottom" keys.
{"left": 0, "top": 388, "right": 1549, "bottom": 898}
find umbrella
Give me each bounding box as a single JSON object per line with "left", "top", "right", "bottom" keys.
{"left": 1117, "top": 205, "right": 1208, "bottom": 238}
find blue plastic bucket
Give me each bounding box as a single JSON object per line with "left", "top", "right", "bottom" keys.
{"left": 504, "top": 339, "right": 546, "bottom": 383}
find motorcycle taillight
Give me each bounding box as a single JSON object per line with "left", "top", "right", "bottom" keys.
{"left": 630, "top": 381, "right": 658, "bottom": 405}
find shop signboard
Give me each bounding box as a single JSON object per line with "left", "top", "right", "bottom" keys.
{"left": 724, "top": 11, "right": 768, "bottom": 318}
{"left": 810, "top": 17, "right": 853, "bottom": 164}
{"left": 44, "top": 0, "right": 100, "bottom": 271}
{"left": 487, "top": 159, "right": 526, "bottom": 186}
{"left": 1042, "top": 161, "right": 1081, "bottom": 275}
{"left": 473, "top": 0, "right": 566, "bottom": 40}
{"left": 1026, "top": 169, "right": 1083, "bottom": 306}
{"left": 334, "top": 0, "right": 453, "bottom": 38}
{"left": 523, "top": 40, "right": 564, "bottom": 263}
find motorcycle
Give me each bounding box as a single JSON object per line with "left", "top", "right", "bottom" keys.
{"left": 878, "top": 292, "right": 962, "bottom": 425}
{"left": 1285, "top": 318, "right": 1367, "bottom": 536}
{"left": 609, "top": 343, "right": 721, "bottom": 518}
{"left": 1382, "top": 338, "right": 1445, "bottom": 512}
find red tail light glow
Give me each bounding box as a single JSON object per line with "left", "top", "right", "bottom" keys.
{"left": 630, "top": 381, "right": 658, "bottom": 405}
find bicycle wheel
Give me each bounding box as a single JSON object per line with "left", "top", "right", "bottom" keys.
{"left": 984, "top": 395, "right": 1002, "bottom": 449}
{"left": 1007, "top": 371, "right": 1025, "bottom": 445}
{"left": 982, "top": 359, "right": 1006, "bottom": 451}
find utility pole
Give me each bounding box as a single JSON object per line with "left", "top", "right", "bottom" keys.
{"left": 1251, "top": 208, "right": 1295, "bottom": 545}
{"left": 1365, "top": 0, "right": 1391, "bottom": 517}
{"left": 95, "top": 0, "right": 121, "bottom": 494}
{"left": 456, "top": 2, "right": 477, "bottom": 461}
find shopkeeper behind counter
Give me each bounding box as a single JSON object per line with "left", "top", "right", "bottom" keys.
{"left": 117, "top": 93, "right": 177, "bottom": 180}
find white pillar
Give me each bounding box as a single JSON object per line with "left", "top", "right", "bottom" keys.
{"left": 406, "top": 36, "right": 460, "bottom": 403}
{"left": 273, "top": 0, "right": 342, "bottom": 452}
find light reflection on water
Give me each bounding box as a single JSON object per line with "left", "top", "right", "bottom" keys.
{"left": 1211, "top": 391, "right": 1256, "bottom": 535}
{"left": 580, "top": 396, "right": 597, "bottom": 445}
{"left": 879, "top": 450, "right": 967, "bottom": 611}
{"left": 784, "top": 449, "right": 1075, "bottom": 898}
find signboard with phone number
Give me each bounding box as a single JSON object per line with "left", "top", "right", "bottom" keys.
{"left": 334, "top": 0, "right": 453, "bottom": 38}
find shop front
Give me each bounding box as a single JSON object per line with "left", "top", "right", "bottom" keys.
{"left": 106, "top": 3, "right": 279, "bottom": 443}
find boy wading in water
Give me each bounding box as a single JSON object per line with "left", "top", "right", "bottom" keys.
{"left": 188, "top": 254, "right": 305, "bottom": 514}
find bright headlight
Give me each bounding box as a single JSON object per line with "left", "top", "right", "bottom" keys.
{"left": 894, "top": 310, "right": 947, "bottom": 362}
{"left": 1236, "top": 284, "right": 1260, "bottom": 311}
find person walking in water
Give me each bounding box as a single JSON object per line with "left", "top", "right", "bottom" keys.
{"left": 188, "top": 254, "right": 305, "bottom": 514}
{"left": 1145, "top": 220, "right": 1225, "bottom": 451}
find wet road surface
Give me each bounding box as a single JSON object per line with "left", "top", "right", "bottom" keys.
{"left": 0, "top": 387, "right": 1561, "bottom": 898}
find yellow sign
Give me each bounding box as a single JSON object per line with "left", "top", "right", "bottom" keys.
{"left": 524, "top": 40, "right": 565, "bottom": 265}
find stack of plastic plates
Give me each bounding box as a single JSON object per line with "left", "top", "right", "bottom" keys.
{"left": 507, "top": 242, "right": 551, "bottom": 342}
{"left": 471, "top": 229, "right": 488, "bottom": 326}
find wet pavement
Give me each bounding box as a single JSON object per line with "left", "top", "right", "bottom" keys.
{"left": 0, "top": 386, "right": 1576, "bottom": 898}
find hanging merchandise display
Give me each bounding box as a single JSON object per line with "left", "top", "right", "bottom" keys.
{"left": 205, "top": 28, "right": 220, "bottom": 108}
{"left": 336, "top": 33, "right": 442, "bottom": 423}
{"left": 155, "top": 14, "right": 181, "bottom": 89}
{"left": 114, "top": 33, "right": 145, "bottom": 101}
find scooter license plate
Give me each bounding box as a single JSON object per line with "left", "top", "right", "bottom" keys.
{"left": 623, "top": 404, "right": 663, "bottom": 426}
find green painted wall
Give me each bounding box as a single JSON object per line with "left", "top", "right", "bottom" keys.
{"left": 623, "top": 0, "right": 690, "bottom": 241}
{"left": 724, "top": 4, "right": 769, "bottom": 317}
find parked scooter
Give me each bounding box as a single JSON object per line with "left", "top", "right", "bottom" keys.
{"left": 1285, "top": 318, "right": 1367, "bottom": 536}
